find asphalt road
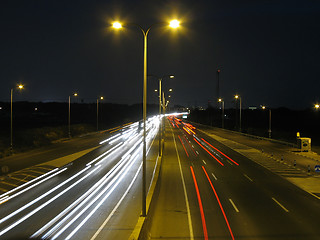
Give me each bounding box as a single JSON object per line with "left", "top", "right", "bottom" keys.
{"left": 0, "top": 118, "right": 160, "bottom": 240}
{"left": 147, "top": 117, "right": 320, "bottom": 240}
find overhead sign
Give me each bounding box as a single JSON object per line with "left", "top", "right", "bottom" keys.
{"left": 315, "top": 165, "right": 320, "bottom": 172}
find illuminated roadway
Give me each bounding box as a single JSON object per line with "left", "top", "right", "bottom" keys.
{"left": 0, "top": 117, "right": 160, "bottom": 240}
{"left": 146, "top": 117, "right": 320, "bottom": 240}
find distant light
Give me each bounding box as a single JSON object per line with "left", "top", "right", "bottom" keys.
{"left": 154, "top": 89, "right": 158, "bottom": 92}
{"left": 169, "top": 20, "right": 180, "bottom": 28}
{"left": 261, "top": 105, "right": 266, "bottom": 110}
{"left": 74, "top": 93, "right": 78, "bottom": 97}
{"left": 113, "top": 22, "right": 122, "bottom": 29}
{"left": 18, "top": 84, "right": 24, "bottom": 90}
{"left": 170, "top": 75, "right": 174, "bottom": 79}
{"left": 100, "top": 96, "right": 104, "bottom": 100}
{"left": 169, "top": 89, "right": 173, "bottom": 92}
{"left": 0, "top": 107, "right": 2, "bottom": 110}
{"left": 315, "top": 104, "right": 320, "bottom": 109}
{"left": 234, "top": 95, "right": 239, "bottom": 99}
{"left": 35, "top": 107, "right": 38, "bottom": 111}
{"left": 218, "top": 98, "right": 222, "bottom": 102}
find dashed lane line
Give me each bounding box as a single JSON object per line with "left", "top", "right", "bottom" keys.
{"left": 272, "top": 197, "right": 289, "bottom": 212}
{"left": 229, "top": 199, "right": 240, "bottom": 213}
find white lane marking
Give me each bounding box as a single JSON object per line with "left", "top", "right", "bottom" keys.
{"left": 196, "top": 151, "right": 199, "bottom": 155}
{"left": 90, "top": 162, "right": 142, "bottom": 240}
{"left": 227, "top": 160, "right": 233, "bottom": 165}
{"left": 171, "top": 124, "right": 194, "bottom": 240}
{"left": 211, "top": 173, "right": 217, "bottom": 180}
{"left": 272, "top": 197, "right": 289, "bottom": 212}
{"left": 229, "top": 199, "right": 240, "bottom": 212}
{"left": 243, "top": 174, "right": 253, "bottom": 182}
{"left": 202, "top": 160, "right": 207, "bottom": 165}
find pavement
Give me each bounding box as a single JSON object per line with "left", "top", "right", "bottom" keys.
{"left": 193, "top": 124, "right": 320, "bottom": 200}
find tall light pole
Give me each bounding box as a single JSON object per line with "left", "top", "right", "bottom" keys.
{"left": 68, "top": 92, "right": 78, "bottom": 138}
{"left": 97, "top": 96, "right": 104, "bottom": 131}
{"left": 10, "top": 84, "right": 24, "bottom": 154}
{"left": 235, "top": 95, "right": 242, "bottom": 131}
{"left": 262, "top": 105, "right": 272, "bottom": 138}
{"left": 150, "top": 75, "right": 174, "bottom": 157}
{"left": 218, "top": 98, "right": 224, "bottom": 128}
{"left": 112, "top": 19, "right": 180, "bottom": 217}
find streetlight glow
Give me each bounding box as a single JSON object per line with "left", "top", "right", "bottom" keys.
{"left": 18, "top": 84, "right": 24, "bottom": 90}
{"left": 315, "top": 104, "right": 320, "bottom": 109}
{"left": 112, "top": 21, "right": 122, "bottom": 29}
{"left": 169, "top": 19, "right": 180, "bottom": 28}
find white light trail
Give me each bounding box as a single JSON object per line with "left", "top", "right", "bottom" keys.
{"left": 86, "top": 142, "right": 123, "bottom": 166}
{"left": 0, "top": 166, "right": 97, "bottom": 237}
{"left": 0, "top": 168, "right": 60, "bottom": 202}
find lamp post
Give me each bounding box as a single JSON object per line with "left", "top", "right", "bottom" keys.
{"left": 68, "top": 93, "right": 78, "bottom": 138}
{"left": 218, "top": 98, "right": 224, "bottom": 128}
{"left": 150, "top": 75, "right": 174, "bottom": 157}
{"left": 112, "top": 19, "right": 180, "bottom": 217}
{"left": 235, "top": 95, "right": 242, "bottom": 131}
{"left": 262, "top": 105, "right": 272, "bottom": 138}
{"left": 10, "top": 84, "right": 24, "bottom": 154}
{"left": 97, "top": 96, "right": 104, "bottom": 131}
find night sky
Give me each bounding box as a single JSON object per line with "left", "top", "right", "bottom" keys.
{"left": 1, "top": 0, "right": 320, "bottom": 109}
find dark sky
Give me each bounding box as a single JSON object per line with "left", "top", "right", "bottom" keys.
{"left": 1, "top": 0, "right": 320, "bottom": 109}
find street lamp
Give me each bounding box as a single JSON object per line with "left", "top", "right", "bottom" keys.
{"left": 97, "top": 96, "right": 104, "bottom": 131}
{"left": 315, "top": 104, "right": 320, "bottom": 110}
{"left": 218, "top": 98, "right": 224, "bottom": 128}
{"left": 149, "top": 74, "right": 174, "bottom": 157}
{"left": 68, "top": 93, "right": 78, "bottom": 138}
{"left": 234, "top": 95, "right": 242, "bottom": 131}
{"left": 112, "top": 20, "right": 180, "bottom": 217}
{"left": 10, "top": 84, "right": 24, "bottom": 154}
{"left": 261, "top": 105, "right": 272, "bottom": 138}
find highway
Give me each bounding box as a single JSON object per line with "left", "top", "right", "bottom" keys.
{"left": 146, "top": 117, "right": 320, "bottom": 240}
{"left": 0, "top": 117, "right": 160, "bottom": 240}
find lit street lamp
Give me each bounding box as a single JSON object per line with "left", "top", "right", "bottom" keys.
{"left": 112, "top": 19, "right": 180, "bottom": 217}
{"left": 261, "top": 105, "right": 272, "bottom": 138}
{"left": 235, "top": 94, "right": 242, "bottom": 131}
{"left": 68, "top": 93, "right": 78, "bottom": 138}
{"left": 149, "top": 75, "right": 174, "bottom": 157}
{"left": 97, "top": 96, "right": 104, "bottom": 131}
{"left": 315, "top": 104, "right": 320, "bottom": 110}
{"left": 218, "top": 98, "right": 224, "bottom": 128}
{"left": 10, "top": 84, "right": 24, "bottom": 154}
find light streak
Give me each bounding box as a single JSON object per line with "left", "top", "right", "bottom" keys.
{"left": 86, "top": 142, "right": 123, "bottom": 166}
{"left": 193, "top": 138, "right": 224, "bottom": 166}
{"left": 63, "top": 154, "right": 140, "bottom": 240}
{"left": 0, "top": 168, "right": 67, "bottom": 204}
{"left": 99, "top": 133, "right": 121, "bottom": 145}
{"left": 201, "top": 138, "right": 239, "bottom": 166}
{"left": 178, "top": 135, "right": 189, "bottom": 157}
{"left": 0, "top": 168, "right": 59, "bottom": 200}
{"left": 190, "top": 166, "right": 208, "bottom": 240}
{"left": 0, "top": 166, "right": 96, "bottom": 237}
{"left": 90, "top": 161, "right": 143, "bottom": 240}
{"left": 202, "top": 166, "right": 235, "bottom": 240}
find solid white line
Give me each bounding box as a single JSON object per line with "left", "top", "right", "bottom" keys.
{"left": 272, "top": 197, "right": 289, "bottom": 212}
{"left": 211, "top": 173, "right": 218, "bottom": 181}
{"left": 171, "top": 124, "right": 194, "bottom": 240}
{"left": 202, "top": 160, "right": 207, "bottom": 165}
{"left": 243, "top": 174, "right": 253, "bottom": 182}
{"left": 229, "top": 199, "right": 239, "bottom": 212}
{"left": 90, "top": 162, "right": 142, "bottom": 240}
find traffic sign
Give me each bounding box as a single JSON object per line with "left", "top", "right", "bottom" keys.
{"left": 315, "top": 165, "right": 320, "bottom": 172}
